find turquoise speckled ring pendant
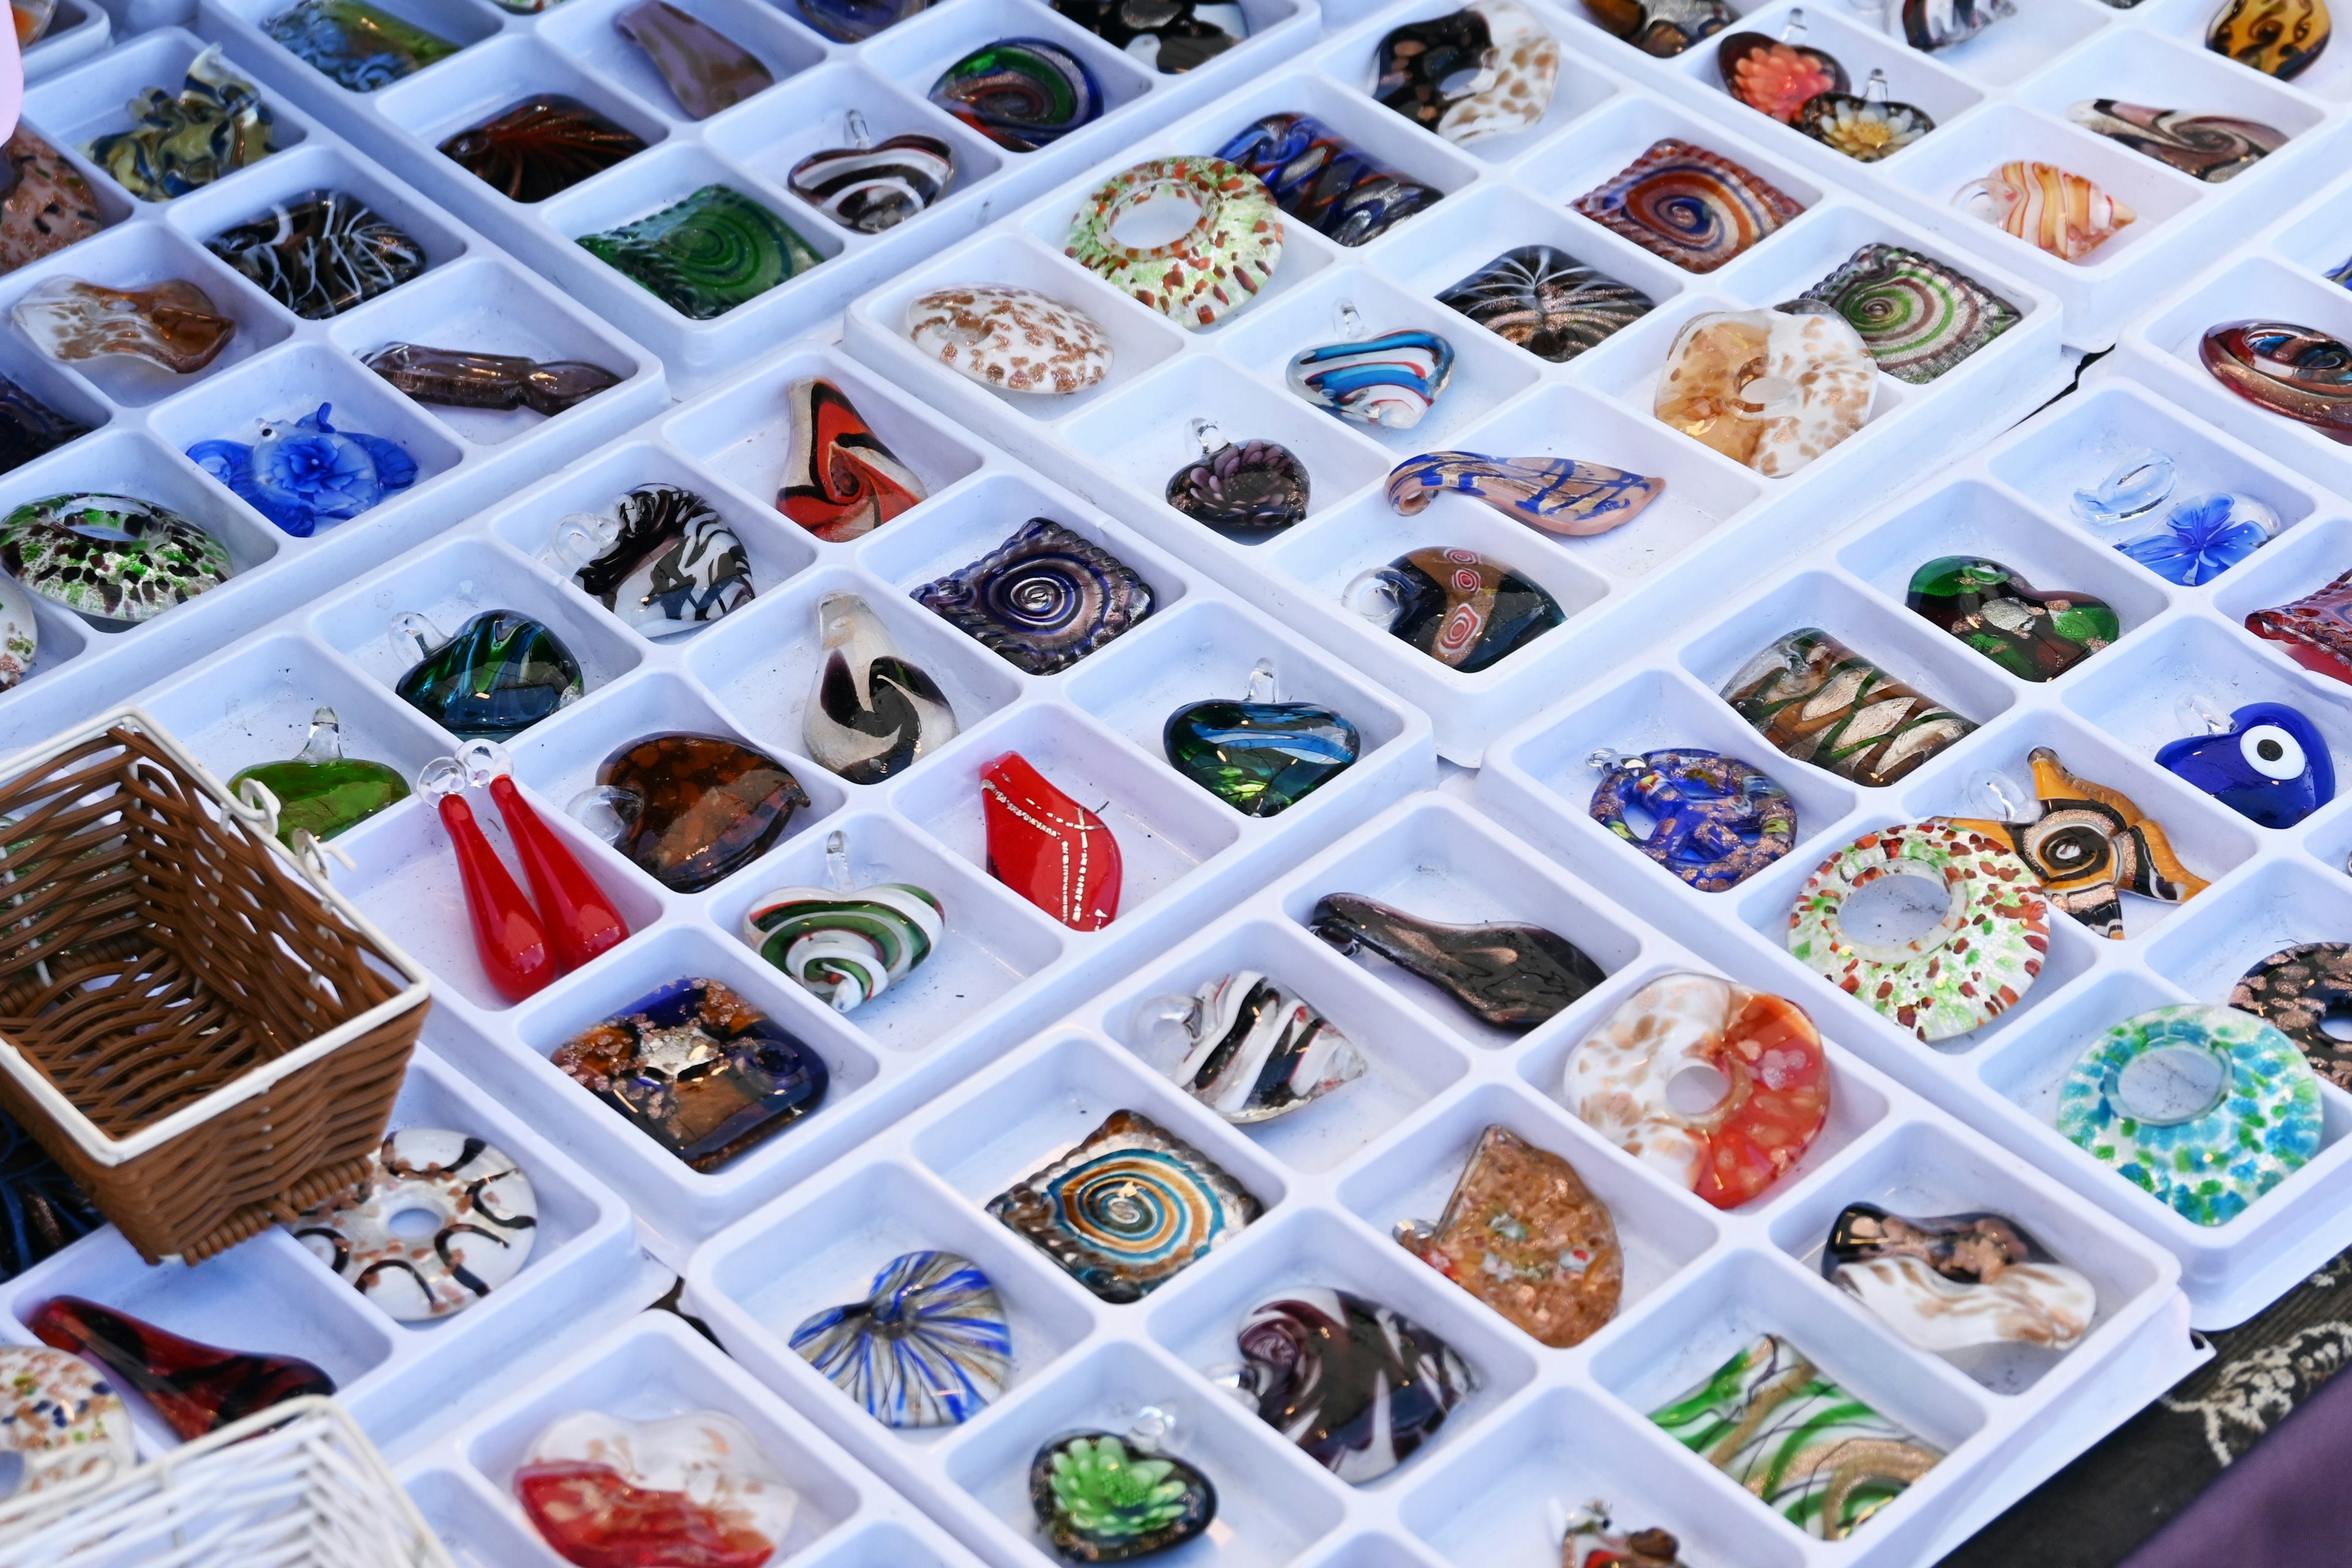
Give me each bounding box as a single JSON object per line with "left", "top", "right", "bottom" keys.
{"left": 1065, "top": 156, "right": 1281, "bottom": 329}
{"left": 1289, "top": 302, "right": 1454, "bottom": 431}
{"left": 1385, "top": 452, "right": 1663, "bottom": 537}
{"left": 1787, "top": 821, "right": 2049, "bottom": 1042}
{"left": 1586, "top": 748, "right": 1795, "bottom": 891}
{"left": 743, "top": 829, "right": 943, "bottom": 1014}
{"left": 2059, "top": 1003, "right": 2321, "bottom": 1224}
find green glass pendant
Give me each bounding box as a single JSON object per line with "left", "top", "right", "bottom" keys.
{"left": 1030, "top": 1428, "right": 1216, "bottom": 1563}
{"left": 1162, "top": 660, "right": 1359, "bottom": 818}
{"left": 1905, "top": 556, "right": 2119, "bottom": 682}
{"left": 393, "top": 609, "right": 584, "bottom": 739}
{"left": 228, "top": 706, "right": 408, "bottom": 844}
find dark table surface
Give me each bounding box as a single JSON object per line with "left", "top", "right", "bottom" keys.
{"left": 1939, "top": 1238, "right": 2352, "bottom": 1567}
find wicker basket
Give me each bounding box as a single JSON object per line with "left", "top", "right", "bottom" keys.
{"left": 0, "top": 709, "right": 431, "bottom": 1264}
{"left": 0, "top": 1396, "right": 454, "bottom": 1565}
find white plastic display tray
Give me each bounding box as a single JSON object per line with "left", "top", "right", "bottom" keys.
{"left": 0, "top": 1044, "right": 669, "bottom": 1465}
{"left": 98, "top": 335, "right": 1433, "bottom": 1268}
{"left": 0, "top": 25, "right": 668, "bottom": 753}
{"left": 195, "top": 0, "right": 1321, "bottom": 388}
{"left": 845, "top": 38, "right": 2073, "bottom": 766}
{"left": 394, "top": 1310, "right": 996, "bottom": 1568}
{"left": 681, "top": 791, "right": 2197, "bottom": 1568}
{"left": 1565, "top": 0, "right": 2352, "bottom": 351}
{"left": 24, "top": 0, "right": 112, "bottom": 81}
{"left": 2111, "top": 159, "right": 2352, "bottom": 500}
{"left": 1480, "top": 363, "right": 2352, "bottom": 1327}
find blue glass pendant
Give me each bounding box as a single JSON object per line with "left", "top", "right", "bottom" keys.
{"left": 1163, "top": 662, "right": 1359, "bottom": 817}
{"left": 2114, "top": 491, "right": 2280, "bottom": 585}
{"left": 187, "top": 403, "right": 417, "bottom": 537}
{"left": 394, "top": 609, "right": 583, "bottom": 739}
{"left": 1588, "top": 747, "right": 1796, "bottom": 891}
{"left": 789, "top": 1250, "right": 1010, "bottom": 1427}
{"left": 2157, "top": 700, "right": 2333, "bottom": 829}
{"left": 1288, "top": 328, "right": 1453, "bottom": 429}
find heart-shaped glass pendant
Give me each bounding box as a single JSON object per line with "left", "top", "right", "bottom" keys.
{"left": 790, "top": 1250, "right": 1008, "bottom": 1426}
{"left": 1165, "top": 421, "right": 1310, "bottom": 531}
{"left": 1795, "top": 71, "right": 1936, "bottom": 164}
{"left": 745, "top": 831, "right": 944, "bottom": 1011}
{"left": 1906, "top": 556, "right": 2117, "bottom": 681}
{"left": 1163, "top": 660, "right": 1359, "bottom": 816}
{"left": 228, "top": 705, "right": 410, "bottom": 843}
{"left": 1716, "top": 21, "right": 1847, "bottom": 123}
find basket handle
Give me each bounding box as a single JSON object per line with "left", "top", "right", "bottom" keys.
{"left": 230, "top": 777, "right": 282, "bottom": 843}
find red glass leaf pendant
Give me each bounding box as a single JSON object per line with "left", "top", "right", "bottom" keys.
{"left": 29, "top": 1295, "right": 335, "bottom": 1441}
{"left": 489, "top": 774, "right": 630, "bottom": 971}
{"left": 980, "top": 751, "right": 1120, "bottom": 931}
{"left": 777, "top": 377, "right": 927, "bottom": 543}
{"left": 517, "top": 1459, "right": 776, "bottom": 1568}
{"left": 439, "top": 792, "right": 556, "bottom": 1001}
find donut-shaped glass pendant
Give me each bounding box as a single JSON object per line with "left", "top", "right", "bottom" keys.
{"left": 1569, "top": 970, "right": 1827, "bottom": 1208}
{"left": 1788, "top": 823, "right": 2048, "bottom": 1042}
{"left": 1588, "top": 748, "right": 1795, "bottom": 891}
{"left": 0, "top": 1346, "right": 132, "bottom": 1498}
{"left": 1065, "top": 156, "right": 1282, "bottom": 328}
{"left": 988, "top": 1108, "right": 1260, "bottom": 1302}
{"left": 290, "top": 1128, "right": 537, "bottom": 1319}
{"left": 2059, "top": 1003, "right": 2321, "bottom": 1224}
{"left": 1572, "top": 138, "right": 1804, "bottom": 274}
{"left": 2231, "top": 943, "right": 2352, "bottom": 1090}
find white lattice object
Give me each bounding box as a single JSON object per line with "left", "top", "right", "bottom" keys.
{"left": 0, "top": 1397, "right": 451, "bottom": 1568}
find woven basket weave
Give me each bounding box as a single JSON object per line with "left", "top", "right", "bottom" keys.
{"left": 0, "top": 710, "right": 431, "bottom": 1264}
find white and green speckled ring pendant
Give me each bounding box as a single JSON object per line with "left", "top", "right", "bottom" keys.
{"left": 1064, "top": 156, "right": 1284, "bottom": 330}
{"left": 2057, "top": 1003, "right": 2321, "bottom": 1227}
{"left": 1787, "top": 820, "right": 2049, "bottom": 1042}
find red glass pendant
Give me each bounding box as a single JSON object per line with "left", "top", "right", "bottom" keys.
{"left": 489, "top": 774, "right": 629, "bottom": 971}
{"left": 516, "top": 1458, "right": 776, "bottom": 1568}
{"left": 979, "top": 751, "right": 1120, "bottom": 931}
{"left": 28, "top": 1295, "right": 336, "bottom": 1441}
{"left": 433, "top": 784, "right": 556, "bottom": 1002}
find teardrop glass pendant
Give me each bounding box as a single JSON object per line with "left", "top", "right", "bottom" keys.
{"left": 462, "top": 741, "right": 630, "bottom": 973}
{"left": 420, "top": 756, "right": 555, "bottom": 1002}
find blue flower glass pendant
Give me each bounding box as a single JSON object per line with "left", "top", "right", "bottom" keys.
{"left": 789, "top": 1250, "right": 1011, "bottom": 1427}
{"left": 2157, "top": 698, "right": 2334, "bottom": 829}
{"left": 2116, "top": 491, "right": 2280, "bottom": 585}
{"left": 1289, "top": 311, "right": 1454, "bottom": 430}
{"left": 1588, "top": 747, "right": 1796, "bottom": 891}
{"left": 1386, "top": 452, "right": 1664, "bottom": 537}
{"left": 187, "top": 402, "right": 417, "bottom": 537}
{"left": 1163, "top": 660, "right": 1359, "bottom": 818}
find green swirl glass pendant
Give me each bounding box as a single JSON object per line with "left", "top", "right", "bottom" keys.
{"left": 577, "top": 184, "right": 820, "bottom": 320}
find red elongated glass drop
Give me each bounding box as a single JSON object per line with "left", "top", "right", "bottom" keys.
{"left": 489, "top": 774, "right": 629, "bottom": 971}
{"left": 979, "top": 751, "right": 1120, "bottom": 931}
{"left": 517, "top": 1459, "right": 775, "bottom": 1568}
{"left": 29, "top": 1295, "right": 335, "bottom": 1441}
{"left": 439, "top": 792, "right": 555, "bottom": 1001}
